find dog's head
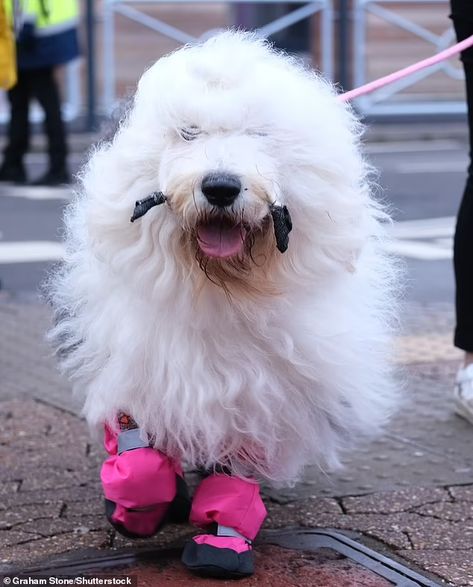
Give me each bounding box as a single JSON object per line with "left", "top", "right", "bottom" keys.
{"left": 128, "top": 121, "right": 291, "bottom": 293}
{"left": 87, "top": 32, "right": 368, "bottom": 296}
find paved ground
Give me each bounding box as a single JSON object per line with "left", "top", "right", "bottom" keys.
{"left": 0, "top": 297, "right": 472, "bottom": 586}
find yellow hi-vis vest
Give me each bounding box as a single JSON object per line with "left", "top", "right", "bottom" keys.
{"left": 5, "top": 0, "right": 80, "bottom": 69}
{"left": 5, "top": 0, "right": 79, "bottom": 35}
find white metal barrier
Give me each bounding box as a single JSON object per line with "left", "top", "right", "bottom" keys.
{"left": 3, "top": 3, "right": 463, "bottom": 122}
{"left": 102, "top": 0, "right": 334, "bottom": 112}
{"left": 353, "top": 0, "right": 465, "bottom": 116}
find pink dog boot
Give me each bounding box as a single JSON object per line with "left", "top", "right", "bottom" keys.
{"left": 101, "top": 413, "right": 190, "bottom": 538}
{"left": 181, "top": 474, "right": 267, "bottom": 578}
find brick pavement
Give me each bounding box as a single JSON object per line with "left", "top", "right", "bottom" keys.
{"left": 0, "top": 299, "right": 472, "bottom": 586}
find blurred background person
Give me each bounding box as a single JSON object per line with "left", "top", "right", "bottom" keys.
{"left": 0, "top": 0, "right": 17, "bottom": 91}
{"left": 450, "top": 0, "right": 473, "bottom": 425}
{"left": 0, "top": 0, "right": 79, "bottom": 186}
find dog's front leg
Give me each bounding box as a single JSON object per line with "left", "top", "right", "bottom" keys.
{"left": 181, "top": 474, "right": 267, "bottom": 578}
{"left": 100, "top": 414, "right": 190, "bottom": 538}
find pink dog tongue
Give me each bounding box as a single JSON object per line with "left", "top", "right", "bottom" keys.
{"left": 197, "top": 221, "right": 245, "bottom": 258}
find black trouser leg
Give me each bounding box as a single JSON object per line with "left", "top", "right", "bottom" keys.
{"left": 454, "top": 169, "right": 473, "bottom": 352}
{"left": 451, "top": 2, "right": 473, "bottom": 351}
{"left": 2, "top": 72, "right": 30, "bottom": 169}
{"left": 30, "top": 67, "right": 68, "bottom": 174}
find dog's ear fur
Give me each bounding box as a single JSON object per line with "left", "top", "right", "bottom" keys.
{"left": 270, "top": 205, "right": 292, "bottom": 253}
{"left": 98, "top": 94, "right": 135, "bottom": 145}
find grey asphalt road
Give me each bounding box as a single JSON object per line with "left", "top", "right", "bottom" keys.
{"left": 0, "top": 137, "right": 468, "bottom": 305}
{"left": 367, "top": 139, "right": 467, "bottom": 304}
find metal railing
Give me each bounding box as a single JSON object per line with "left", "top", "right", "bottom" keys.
{"left": 1, "top": 2, "right": 465, "bottom": 124}
{"left": 102, "top": 0, "right": 334, "bottom": 112}
{"left": 352, "top": 0, "right": 465, "bottom": 116}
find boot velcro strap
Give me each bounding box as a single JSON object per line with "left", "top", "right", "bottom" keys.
{"left": 217, "top": 524, "right": 251, "bottom": 544}
{"left": 117, "top": 428, "right": 150, "bottom": 454}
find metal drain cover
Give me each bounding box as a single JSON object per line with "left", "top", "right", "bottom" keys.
{"left": 2, "top": 528, "right": 442, "bottom": 586}
{"left": 265, "top": 528, "right": 442, "bottom": 586}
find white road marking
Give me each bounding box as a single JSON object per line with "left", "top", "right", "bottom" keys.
{"left": 434, "top": 237, "right": 454, "bottom": 248}
{"left": 0, "top": 241, "right": 64, "bottom": 263}
{"left": 386, "top": 216, "right": 455, "bottom": 260}
{"left": 396, "top": 160, "right": 468, "bottom": 174}
{"left": 0, "top": 185, "right": 72, "bottom": 200}
{"left": 389, "top": 216, "right": 455, "bottom": 239}
{"left": 0, "top": 218, "right": 457, "bottom": 264}
{"left": 365, "top": 140, "right": 461, "bottom": 154}
{"left": 384, "top": 239, "right": 453, "bottom": 260}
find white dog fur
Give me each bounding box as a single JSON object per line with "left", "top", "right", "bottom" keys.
{"left": 49, "top": 31, "right": 398, "bottom": 485}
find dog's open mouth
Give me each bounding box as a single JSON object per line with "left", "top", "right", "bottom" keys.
{"left": 196, "top": 218, "right": 247, "bottom": 259}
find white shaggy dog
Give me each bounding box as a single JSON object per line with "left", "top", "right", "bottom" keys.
{"left": 49, "top": 31, "right": 397, "bottom": 487}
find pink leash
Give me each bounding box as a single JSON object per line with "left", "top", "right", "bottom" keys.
{"left": 338, "top": 34, "right": 473, "bottom": 103}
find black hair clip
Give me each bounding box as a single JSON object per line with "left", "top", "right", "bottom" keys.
{"left": 130, "top": 191, "right": 167, "bottom": 223}
{"left": 270, "top": 204, "right": 292, "bottom": 253}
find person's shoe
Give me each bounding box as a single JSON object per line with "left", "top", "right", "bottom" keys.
{"left": 181, "top": 525, "right": 254, "bottom": 579}
{"left": 30, "top": 169, "right": 71, "bottom": 187}
{"left": 454, "top": 364, "right": 473, "bottom": 425}
{"left": 0, "top": 163, "right": 27, "bottom": 184}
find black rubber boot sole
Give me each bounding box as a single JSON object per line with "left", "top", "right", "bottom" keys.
{"left": 181, "top": 540, "right": 254, "bottom": 579}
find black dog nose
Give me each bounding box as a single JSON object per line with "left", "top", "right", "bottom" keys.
{"left": 201, "top": 173, "right": 241, "bottom": 208}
